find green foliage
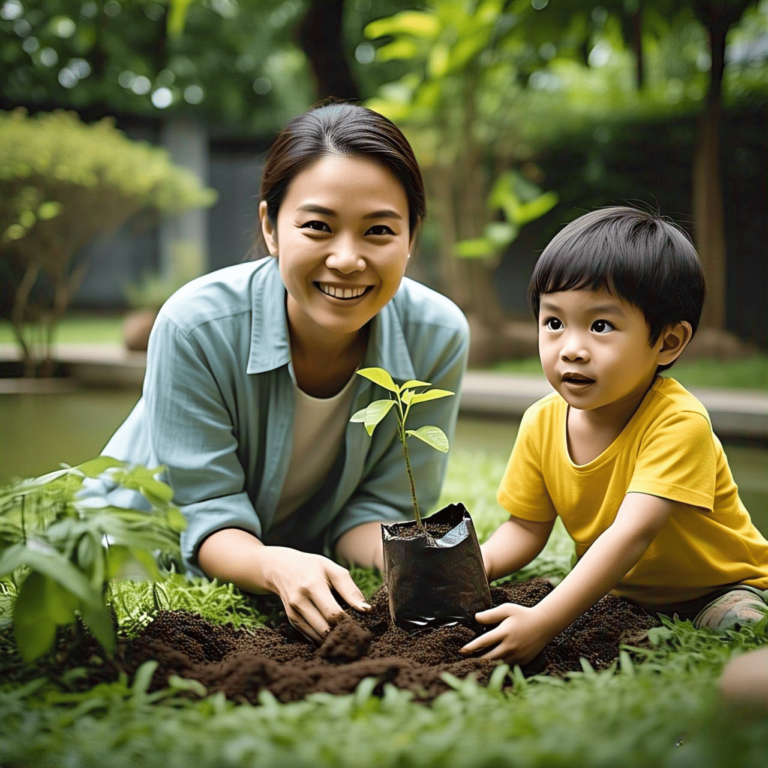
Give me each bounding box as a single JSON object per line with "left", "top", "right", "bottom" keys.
{"left": 0, "top": 442, "right": 766, "bottom": 767}
{"left": 0, "top": 0, "right": 313, "bottom": 133}
{"left": 0, "top": 458, "right": 185, "bottom": 662}
{"left": 0, "top": 616, "right": 765, "bottom": 767}
{"left": 362, "top": 0, "right": 560, "bottom": 322}
{"left": 351, "top": 367, "right": 454, "bottom": 528}
{"left": 0, "top": 109, "right": 216, "bottom": 375}
{"left": 454, "top": 170, "right": 559, "bottom": 260}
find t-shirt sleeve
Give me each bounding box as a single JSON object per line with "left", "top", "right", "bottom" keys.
{"left": 497, "top": 405, "right": 557, "bottom": 522}
{"left": 627, "top": 410, "right": 716, "bottom": 511}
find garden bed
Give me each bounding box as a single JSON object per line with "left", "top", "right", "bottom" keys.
{"left": 3, "top": 578, "right": 659, "bottom": 704}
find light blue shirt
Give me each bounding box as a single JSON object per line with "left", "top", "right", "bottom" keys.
{"left": 104, "top": 257, "right": 469, "bottom": 576}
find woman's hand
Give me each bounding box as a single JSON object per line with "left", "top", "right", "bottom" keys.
{"left": 197, "top": 529, "right": 370, "bottom": 643}
{"left": 259, "top": 547, "right": 371, "bottom": 643}
{"left": 459, "top": 603, "right": 556, "bottom": 666}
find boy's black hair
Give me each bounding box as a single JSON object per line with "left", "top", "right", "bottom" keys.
{"left": 528, "top": 206, "right": 706, "bottom": 372}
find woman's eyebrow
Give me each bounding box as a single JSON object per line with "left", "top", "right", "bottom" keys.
{"left": 296, "top": 204, "right": 403, "bottom": 221}
{"left": 362, "top": 209, "right": 403, "bottom": 220}
{"left": 297, "top": 204, "right": 336, "bottom": 216}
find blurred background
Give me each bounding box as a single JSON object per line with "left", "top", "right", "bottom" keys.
{"left": 0, "top": 0, "right": 766, "bottom": 528}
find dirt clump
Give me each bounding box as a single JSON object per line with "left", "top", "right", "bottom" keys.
{"left": 11, "top": 578, "right": 659, "bottom": 704}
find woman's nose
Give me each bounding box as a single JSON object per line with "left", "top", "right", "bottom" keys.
{"left": 325, "top": 238, "right": 366, "bottom": 273}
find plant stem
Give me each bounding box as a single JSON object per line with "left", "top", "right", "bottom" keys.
{"left": 399, "top": 430, "right": 423, "bottom": 531}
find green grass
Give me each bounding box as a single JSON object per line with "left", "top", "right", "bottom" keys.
{"left": 1, "top": 447, "right": 767, "bottom": 767}
{"left": 0, "top": 315, "right": 125, "bottom": 345}
{"left": 492, "top": 355, "right": 768, "bottom": 391}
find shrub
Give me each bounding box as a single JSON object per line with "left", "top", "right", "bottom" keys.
{"left": 0, "top": 109, "right": 217, "bottom": 375}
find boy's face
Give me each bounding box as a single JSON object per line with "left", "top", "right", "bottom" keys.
{"left": 538, "top": 289, "right": 664, "bottom": 417}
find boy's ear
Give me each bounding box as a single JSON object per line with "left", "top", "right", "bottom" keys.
{"left": 259, "top": 201, "right": 278, "bottom": 256}
{"left": 657, "top": 321, "right": 694, "bottom": 366}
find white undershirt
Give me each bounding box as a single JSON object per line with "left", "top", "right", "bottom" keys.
{"left": 274, "top": 373, "right": 358, "bottom": 523}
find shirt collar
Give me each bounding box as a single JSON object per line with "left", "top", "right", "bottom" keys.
{"left": 246, "top": 258, "right": 416, "bottom": 382}
{"left": 246, "top": 258, "right": 292, "bottom": 375}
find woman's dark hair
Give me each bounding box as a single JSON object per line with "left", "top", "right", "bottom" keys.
{"left": 528, "top": 206, "right": 706, "bottom": 371}
{"left": 259, "top": 102, "right": 426, "bottom": 237}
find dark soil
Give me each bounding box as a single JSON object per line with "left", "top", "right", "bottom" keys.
{"left": 10, "top": 578, "right": 660, "bottom": 704}
{"left": 394, "top": 521, "right": 455, "bottom": 540}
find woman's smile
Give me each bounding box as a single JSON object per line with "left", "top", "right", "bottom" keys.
{"left": 315, "top": 282, "right": 373, "bottom": 301}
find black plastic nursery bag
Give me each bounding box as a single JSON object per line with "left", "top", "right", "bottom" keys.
{"left": 382, "top": 503, "right": 492, "bottom": 631}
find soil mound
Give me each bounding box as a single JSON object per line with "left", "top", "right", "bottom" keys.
{"left": 112, "top": 578, "right": 659, "bottom": 703}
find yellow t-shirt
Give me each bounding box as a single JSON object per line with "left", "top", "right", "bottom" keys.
{"left": 497, "top": 377, "right": 768, "bottom": 607}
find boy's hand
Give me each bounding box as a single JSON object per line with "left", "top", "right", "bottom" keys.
{"left": 460, "top": 602, "right": 556, "bottom": 665}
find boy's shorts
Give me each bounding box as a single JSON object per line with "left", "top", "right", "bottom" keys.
{"left": 649, "top": 586, "right": 768, "bottom": 632}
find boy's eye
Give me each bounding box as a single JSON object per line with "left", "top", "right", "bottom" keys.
{"left": 301, "top": 220, "right": 331, "bottom": 233}
{"left": 366, "top": 224, "right": 394, "bottom": 236}
{"left": 591, "top": 319, "right": 614, "bottom": 334}
{"left": 544, "top": 318, "right": 563, "bottom": 331}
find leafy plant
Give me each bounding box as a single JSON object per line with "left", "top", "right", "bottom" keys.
{"left": 0, "top": 109, "right": 217, "bottom": 376}
{"left": 350, "top": 367, "right": 454, "bottom": 531}
{"left": 0, "top": 457, "right": 185, "bottom": 663}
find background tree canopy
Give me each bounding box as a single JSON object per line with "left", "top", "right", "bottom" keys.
{"left": 1, "top": 0, "right": 766, "bottom": 352}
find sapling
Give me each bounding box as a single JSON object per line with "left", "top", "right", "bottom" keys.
{"left": 350, "top": 367, "right": 454, "bottom": 532}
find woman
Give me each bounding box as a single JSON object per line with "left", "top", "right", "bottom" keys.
{"left": 104, "top": 103, "right": 469, "bottom": 641}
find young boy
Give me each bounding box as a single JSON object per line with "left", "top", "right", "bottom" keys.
{"left": 462, "top": 206, "right": 768, "bottom": 665}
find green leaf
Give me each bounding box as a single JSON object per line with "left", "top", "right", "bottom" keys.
{"left": 13, "top": 572, "right": 60, "bottom": 663}
{"left": 485, "top": 221, "right": 518, "bottom": 247}
{"left": 365, "top": 11, "right": 440, "bottom": 41}
{"left": 447, "top": 30, "right": 491, "bottom": 72}
{"left": 166, "top": 507, "right": 187, "bottom": 532}
{"left": 126, "top": 548, "right": 162, "bottom": 582}
{"left": 133, "top": 660, "right": 159, "bottom": 695}
{"left": 106, "top": 545, "right": 131, "bottom": 581}
{"left": 0, "top": 543, "right": 98, "bottom": 606}
{"left": 364, "top": 400, "right": 397, "bottom": 436}
{"left": 454, "top": 237, "right": 494, "bottom": 259}
{"left": 376, "top": 39, "right": 421, "bottom": 61}
{"left": 79, "top": 603, "right": 115, "bottom": 654}
{"left": 356, "top": 368, "right": 399, "bottom": 393}
{"left": 76, "top": 456, "right": 125, "bottom": 478}
{"left": 408, "top": 389, "right": 455, "bottom": 405}
{"left": 405, "top": 426, "right": 450, "bottom": 452}
{"left": 400, "top": 380, "right": 431, "bottom": 391}
{"left": 515, "top": 191, "right": 559, "bottom": 227}
{"left": 77, "top": 534, "right": 96, "bottom": 573}
{"left": 427, "top": 42, "right": 451, "bottom": 78}
{"left": 167, "top": 0, "right": 195, "bottom": 38}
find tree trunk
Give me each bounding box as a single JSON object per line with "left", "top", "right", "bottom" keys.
{"left": 692, "top": 20, "right": 727, "bottom": 329}
{"left": 692, "top": 0, "right": 754, "bottom": 330}
{"left": 295, "top": 0, "right": 360, "bottom": 101}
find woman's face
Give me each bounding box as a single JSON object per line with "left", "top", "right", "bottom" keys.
{"left": 260, "top": 154, "right": 412, "bottom": 345}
